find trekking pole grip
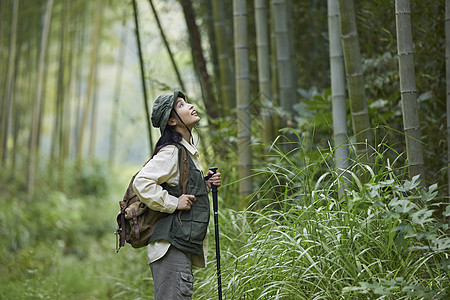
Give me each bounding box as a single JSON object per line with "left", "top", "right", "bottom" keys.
{"left": 209, "top": 167, "right": 218, "bottom": 189}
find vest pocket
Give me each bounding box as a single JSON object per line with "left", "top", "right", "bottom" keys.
{"left": 172, "top": 213, "right": 191, "bottom": 242}
{"left": 172, "top": 204, "right": 209, "bottom": 245}
{"left": 190, "top": 204, "right": 209, "bottom": 244}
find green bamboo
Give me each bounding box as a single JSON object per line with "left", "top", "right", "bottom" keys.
{"left": 446, "top": 0, "right": 450, "bottom": 200}
{"left": 255, "top": 0, "right": 274, "bottom": 146}
{"left": 76, "top": 0, "right": 102, "bottom": 168}
{"left": 212, "top": 0, "right": 235, "bottom": 112}
{"left": 328, "top": 0, "right": 349, "bottom": 197}
{"left": 271, "top": 0, "right": 296, "bottom": 126}
{"left": 234, "top": 0, "right": 253, "bottom": 202}
{"left": 395, "top": 0, "right": 425, "bottom": 183}
{"left": 338, "top": 0, "right": 372, "bottom": 164}
{"left": 28, "top": 0, "right": 54, "bottom": 194}
{"left": 148, "top": 0, "right": 185, "bottom": 91}
{"left": 1, "top": 0, "right": 18, "bottom": 166}
{"left": 131, "top": 0, "right": 153, "bottom": 154}
{"left": 109, "top": 18, "right": 127, "bottom": 166}
{"left": 180, "top": 0, "right": 218, "bottom": 121}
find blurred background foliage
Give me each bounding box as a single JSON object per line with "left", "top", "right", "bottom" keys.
{"left": 0, "top": 0, "right": 448, "bottom": 299}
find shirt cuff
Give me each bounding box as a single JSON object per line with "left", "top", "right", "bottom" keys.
{"left": 164, "top": 194, "right": 179, "bottom": 213}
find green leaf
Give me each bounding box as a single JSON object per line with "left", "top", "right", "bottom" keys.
{"left": 444, "top": 205, "right": 450, "bottom": 217}
{"left": 420, "top": 184, "right": 438, "bottom": 202}
{"left": 433, "top": 237, "right": 450, "bottom": 251}
{"left": 401, "top": 175, "right": 421, "bottom": 191}
{"left": 411, "top": 209, "right": 433, "bottom": 225}
{"left": 389, "top": 198, "right": 416, "bottom": 213}
{"left": 382, "top": 211, "right": 400, "bottom": 220}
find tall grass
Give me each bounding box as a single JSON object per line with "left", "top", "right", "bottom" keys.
{"left": 1, "top": 139, "right": 448, "bottom": 299}
{"left": 194, "top": 141, "right": 449, "bottom": 299}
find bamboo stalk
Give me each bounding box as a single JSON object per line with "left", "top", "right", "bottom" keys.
{"left": 180, "top": 0, "right": 218, "bottom": 121}
{"left": 1, "top": 0, "right": 18, "bottom": 166}
{"left": 234, "top": 0, "right": 253, "bottom": 202}
{"left": 131, "top": 0, "right": 153, "bottom": 153}
{"left": 76, "top": 0, "right": 102, "bottom": 168}
{"left": 148, "top": 0, "right": 185, "bottom": 91}
{"left": 395, "top": 0, "right": 425, "bottom": 183}
{"left": 445, "top": 0, "right": 450, "bottom": 200}
{"left": 255, "top": 0, "right": 274, "bottom": 146}
{"left": 212, "top": 0, "right": 235, "bottom": 112}
{"left": 328, "top": 0, "right": 349, "bottom": 197}
{"left": 271, "top": 0, "right": 296, "bottom": 124}
{"left": 338, "top": 0, "right": 372, "bottom": 165}
{"left": 28, "top": 0, "right": 54, "bottom": 194}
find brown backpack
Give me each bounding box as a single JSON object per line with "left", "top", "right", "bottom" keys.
{"left": 115, "top": 144, "right": 189, "bottom": 252}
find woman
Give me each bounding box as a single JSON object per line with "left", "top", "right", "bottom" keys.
{"left": 133, "top": 89, "right": 222, "bottom": 299}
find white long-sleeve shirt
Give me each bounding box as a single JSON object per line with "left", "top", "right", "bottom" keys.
{"left": 133, "top": 138, "right": 208, "bottom": 268}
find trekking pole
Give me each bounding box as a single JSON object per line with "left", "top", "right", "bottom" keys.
{"left": 206, "top": 167, "right": 222, "bottom": 300}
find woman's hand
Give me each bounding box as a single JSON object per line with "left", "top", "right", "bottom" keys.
{"left": 205, "top": 170, "right": 222, "bottom": 189}
{"left": 177, "top": 194, "right": 196, "bottom": 210}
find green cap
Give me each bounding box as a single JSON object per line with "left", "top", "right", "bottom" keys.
{"left": 151, "top": 89, "right": 186, "bottom": 134}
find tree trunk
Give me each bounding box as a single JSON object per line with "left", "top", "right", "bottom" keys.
{"left": 28, "top": 0, "right": 54, "bottom": 194}
{"left": 212, "top": 0, "right": 235, "bottom": 112}
{"left": 328, "top": 0, "right": 349, "bottom": 197}
{"left": 446, "top": 0, "right": 450, "bottom": 201}
{"left": 109, "top": 18, "right": 127, "bottom": 166}
{"left": 270, "top": 6, "right": 280, "bottom": 137}
{"left": 76, "top": 0, "right": 102, "bottom": 168}
{"left": 12, "top": 47, "right": 21, "bottom": 171}
{"left": 73, "top": 0, "right": 87, "bottom": 160}
{"left": 89, "top": 78, "right": 99, "bottom": 158}
{"left": 62, "top": 0, "right": 74, "bottom": 163}
{"left": 255, "top": 0, "right": 274, "bottom": 146}
{"left": 395, "top": 0, "right": 425, "bottom": 183}
{"left": 148, "top": 0, "right": 185, "bottom": 91}
{"left": 0, "top": 0, "right": 6, "bottom": 107}
{"left": 51, "top": 2, "right": 67, "bottom": 162}
{"left": 1, "top": 0, "right": 18, "bottom": 166}
{"left": 179, "top": 0, "right": 218, "bottom": 121}
{"left": 234, "top": 0, "right": 253, "bottom": 202}
{"left": 271, "top": 0, "right": 297, "bottom": 128}
{"left": 338, "top": 0, "right": 372, "bottom": 164}
{"left": 132, "top": 0, "right": 153, "bottom": 154}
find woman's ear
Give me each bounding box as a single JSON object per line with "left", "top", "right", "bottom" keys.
{"left": 167, "top": 117, "right": 177, "bottom": 126}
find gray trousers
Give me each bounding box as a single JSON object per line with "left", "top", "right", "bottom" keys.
{"left": 150, "top": 246, "right": 194, "bottom": 300}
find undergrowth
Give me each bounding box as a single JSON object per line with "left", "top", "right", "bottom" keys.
{"left": 1, "top": 139, "right": 449, "bottom": 299}
{"left": 193, "top": 141, "right": 449, "bottom": 299}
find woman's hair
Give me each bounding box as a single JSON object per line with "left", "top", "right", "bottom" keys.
{"left": 152, "top": 110, "right": 182, "bottom": 156}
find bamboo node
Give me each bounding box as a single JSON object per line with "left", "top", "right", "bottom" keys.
{"left": 400, "top": 90, "right": 417, "bottom": 94}
{"left": 395, "top": 11, "right": 411, "bottom": 16}
{"left": 403, "top": 126, "right": 420, "bottom": 131}
{"left": 341, "top": 32, "right": 358, "bottom": 39}
{"left": 398, "top": 51, "right": 414, "bottom": 56}
{"left": 351, "top": 109, "right": 368, "bottom": 116}
{"left": 347, "top": 72, "right": 364, "bottom": 78}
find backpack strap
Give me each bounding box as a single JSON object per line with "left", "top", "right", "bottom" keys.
{"left": 177, "top": 144, "right": 190, "bottom": 194}
{"left": 176, "top": 144, "right": 190, "bottom": 227}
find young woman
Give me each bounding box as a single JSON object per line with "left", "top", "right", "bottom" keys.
{"left": 133, "top": 89, "right": 222, "bottom": 299}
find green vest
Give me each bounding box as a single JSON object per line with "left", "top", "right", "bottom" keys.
{"left": 149, "top": 144, "right": 210, "bottom": 257}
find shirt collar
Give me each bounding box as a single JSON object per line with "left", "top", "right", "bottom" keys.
{"left": 180, "top": 138, "right": 199, "bottom": 157}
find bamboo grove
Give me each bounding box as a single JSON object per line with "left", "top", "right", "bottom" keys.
{"left": 0, "top": 0, "right": 448, "bottom": 204}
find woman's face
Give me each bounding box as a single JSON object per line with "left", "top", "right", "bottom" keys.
{"left": 173, "top": 97, "right": 200, "bottom": 129}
